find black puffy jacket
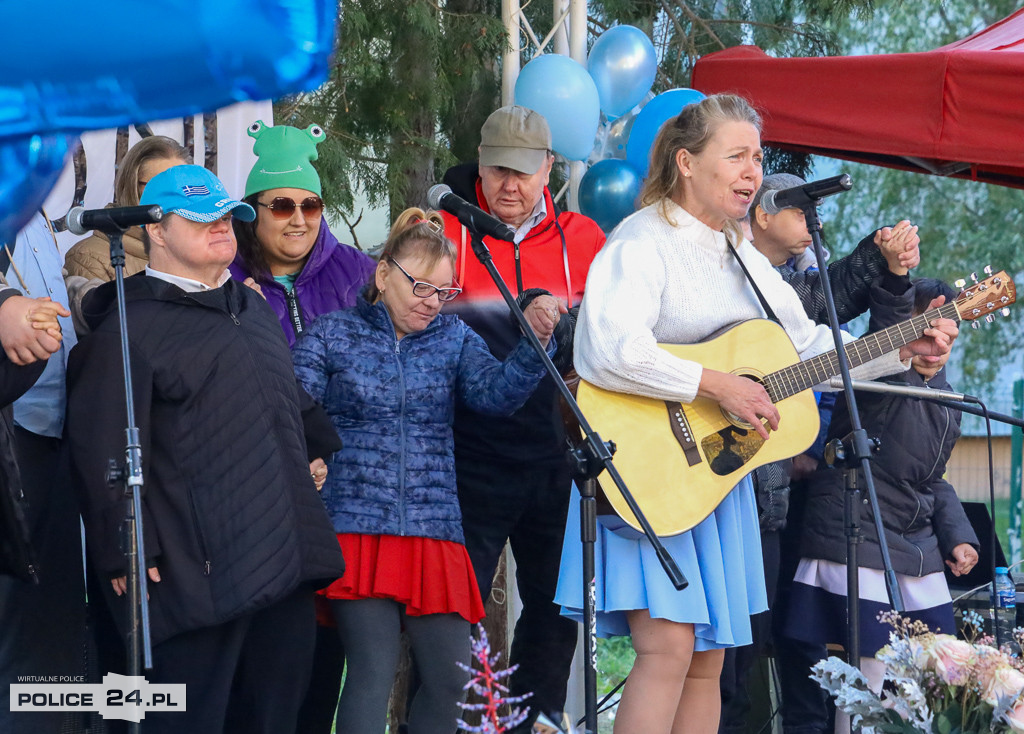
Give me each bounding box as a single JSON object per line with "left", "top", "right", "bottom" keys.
{"left": 67, "top": 275, "right": 344, "bottom": 644}
{"left": 798, "top": 364, "right": 979, "bottom": 577}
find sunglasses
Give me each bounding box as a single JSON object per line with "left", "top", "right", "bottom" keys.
{"left": 257, "top": 196, "right": 324, "bottom": 220}
{"left": 388, "top": 257, "right": 462, "bottom": 302}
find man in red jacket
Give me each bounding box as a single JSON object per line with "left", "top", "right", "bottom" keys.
{"left": 440, "top": 105, "right": 605, "bottom": 730}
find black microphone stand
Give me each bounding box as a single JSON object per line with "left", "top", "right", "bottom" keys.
{"left": 800, "top": 197, "right": 905, "bottom": 671}
{"left": 464, "top": 228, "right": 687, "bottom": 734}
{"left": 103, "top": 225, "right": 154, "bottom": 715}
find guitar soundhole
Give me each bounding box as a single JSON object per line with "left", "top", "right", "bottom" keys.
{"left": 722, "top": 373, "right": 768, "bottom": 431}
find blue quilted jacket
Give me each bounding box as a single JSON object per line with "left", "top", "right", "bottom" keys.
{"left": 293, "top": 296, "right": 553, "bottom": 543}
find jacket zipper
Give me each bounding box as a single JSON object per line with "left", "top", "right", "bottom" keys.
{"left": 394, "top": 332, "right": 407, "bottom": 535}
{"left": 513, "top": 240, "right": 523, "bottom": 295}
{"left": 185, "top": 484, "right": 212, "bottom": 576}
{"left": 898, "top": 383, "right": 950, "bottom": 577}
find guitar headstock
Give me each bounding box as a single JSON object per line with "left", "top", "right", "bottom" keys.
{"left": 953, "top": 269, "right": 1016, "bottom": 325}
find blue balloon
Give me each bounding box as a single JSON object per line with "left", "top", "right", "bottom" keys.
{"left": 515, "top": 55, "right": 600, "bottom": 162}
{"left": 0, "top": 0, "right": 334, "bottom": 141}
{"left": 626, "top": 88, "right": 707, "bottom": 178}
{"left": 579, "top": 159, "right": 643, "bottom": 233}
{"left": 0, "top": 134, "right": 76, "bottom": 247}
{"left": 588, "top": 26, "right": 657, "bottom": 118}
{"left": 0, "top": 0, "right": 334, "bottom": 243}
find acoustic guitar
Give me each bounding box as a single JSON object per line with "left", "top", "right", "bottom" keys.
{"left": 575, "top": 270, "right": 1016, "bottom": 537}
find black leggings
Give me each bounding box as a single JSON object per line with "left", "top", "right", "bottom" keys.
{"left": 331, "top": 598, "right": 471, "bottom": 734}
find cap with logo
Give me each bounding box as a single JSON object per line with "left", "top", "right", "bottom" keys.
{"left": 478, "top": 105, "right": 552, "bottom": 175}
{"left": 751, "top": 172, "right": 806, "bottom": 214}
{"left": 141, "top": 165, "right": 255, "bottom": 223}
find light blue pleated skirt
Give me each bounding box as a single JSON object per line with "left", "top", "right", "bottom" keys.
{"left": 555, "top": 476, "right": 768, "bottom": 651}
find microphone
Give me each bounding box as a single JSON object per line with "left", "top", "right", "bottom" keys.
{"left": 427, "top": 184, "right": 516, "bottom": 243}
{"left": 759, "top": 174, "right": 853, "bottom": 215}
{"left": 66, "top": 205, "right": 164, "bottom": 235}
{"left": 828, "top": 377, "right": 969, "bottom": 403}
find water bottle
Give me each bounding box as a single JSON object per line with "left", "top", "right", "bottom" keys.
{"left": 993, "top": 566, "right": 1017, "bottom": 650}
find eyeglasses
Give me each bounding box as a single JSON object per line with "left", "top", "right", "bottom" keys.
{"left": 387, "top": 257, "right": 462, "bottom": 302}
{"left": 257, "top": 196, "right": 325, "bottom": 220}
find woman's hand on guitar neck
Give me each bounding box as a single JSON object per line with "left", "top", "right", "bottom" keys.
{"left": 898, "top": 296, "right": 959, "bottom": 361}
{"left": 697, "top": 369, "right": 779, "bottom": 440}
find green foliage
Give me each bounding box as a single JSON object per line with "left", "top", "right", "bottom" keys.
{"left": 596, "top": 637, "right": 635, "bottom": 698}
{"left": 276, "top": 0, "right": 505, "bottom": 231}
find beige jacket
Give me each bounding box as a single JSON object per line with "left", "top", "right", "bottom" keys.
{"left": 63, "top": 227, "right": 148, "bottom": 281}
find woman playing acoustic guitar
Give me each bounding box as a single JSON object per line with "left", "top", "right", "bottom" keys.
{"left": 554, "top": 93, "right": 958, "bottom": 734}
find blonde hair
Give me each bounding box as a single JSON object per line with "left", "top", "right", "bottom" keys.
{"left": 114, "top": 136, "right": 190, "bottom": 207}
{"left": 640, "top": 94, "right": 762, "bottom": 244}
{"left": 366, "top": 208, "right": 456, "bottom": 302}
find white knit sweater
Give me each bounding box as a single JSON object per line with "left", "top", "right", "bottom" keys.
{"left": 574, "top": 201, "right": 907, "bottom": 403}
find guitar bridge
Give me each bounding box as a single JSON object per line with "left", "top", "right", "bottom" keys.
{"left": 665, "top": 402, "right": 703, "bottom": 467}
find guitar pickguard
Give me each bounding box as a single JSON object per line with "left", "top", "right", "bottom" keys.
{"left": 701, "top": 425, "right": 766, "bottom": 476}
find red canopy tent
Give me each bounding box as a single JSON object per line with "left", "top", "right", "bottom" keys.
{"left": 691, "top": 8, "right": 1024, "bottom": 188}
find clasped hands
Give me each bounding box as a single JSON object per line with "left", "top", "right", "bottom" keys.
{"left": 0, "top": 295, "right": 68, "bottom": 364}
{"left": 523, "top": 294, "right": 566, "bottom": 349}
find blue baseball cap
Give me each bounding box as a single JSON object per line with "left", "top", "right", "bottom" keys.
{"left": 140, "top": 164, "right": 255, "bottom": 223}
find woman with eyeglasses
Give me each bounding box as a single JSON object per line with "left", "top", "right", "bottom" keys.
{"left": 230, "top": 120, "right": 376, "bottom": 347}
{"left": 230, "top": 122, "right": 377, "bottom": 732}
{"left": 292, "top": 207, "right": 559, "bottom": 734}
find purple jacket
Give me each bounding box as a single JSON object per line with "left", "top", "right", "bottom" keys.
{"left": 229, "top": 218, "right": 377, "bottom": 347}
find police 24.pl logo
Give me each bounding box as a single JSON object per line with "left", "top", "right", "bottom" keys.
{"left": 11, "top": 673, "right": 186, "bottom": 722}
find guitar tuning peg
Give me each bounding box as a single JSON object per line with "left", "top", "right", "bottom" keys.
{"left": 984, "top": 265, "right": 993, "bottom": 275}
{"left": 954, "top": 278, "right": 967, "bottom": 289}
{"left": 970, "top": 272, "right": 978, "bottom": 283}
{"left": 985, "top": 314, "right": 996, "bottom": 323}
{"left": 1001, "top": 307, "right": 1011, "bottom": 317}
{"left": 970, "top": 321, "right": 980, "bottom": 329}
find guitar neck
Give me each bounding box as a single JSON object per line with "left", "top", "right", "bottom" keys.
{"left": 762, "top": 302, "right": 960, "bottom": 403}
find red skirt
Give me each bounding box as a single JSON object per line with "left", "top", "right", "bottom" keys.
{"left": 319, "top": 533, "right": 485, "bottom": 623}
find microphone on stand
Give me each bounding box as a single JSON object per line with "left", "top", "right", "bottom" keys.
{"left": 427, "top": 184, "right": 516, "bottom": 242}
{"left": 759, "top": 174, "right": 852, "bottom": 215}
{"left": 66, "top": 205, "right": 163, "bottom": 235}
{"left": 828, "top": 377, "right": 971, "bottom": 402}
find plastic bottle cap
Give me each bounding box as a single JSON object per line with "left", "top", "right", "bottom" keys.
{"left": 997, "top": 567, "right": 1010, "bottom": 574}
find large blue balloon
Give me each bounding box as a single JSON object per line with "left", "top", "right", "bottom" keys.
{"left": 588, "top": 26, "right": 657, "bottom": 118}
{"left": 626, "top": 88, "right": 706, "bottom": 178}
{"left": 0, "top": 134, "right": 77, "bottom": 246}
{"left": 579, "top": 159, "right": 643, "bottom": 233}
{"left": 515, "top": 55, "right": 600, "bottom": 162}
{"left": 0, "top": 0, "right": 335, "bottom": 241}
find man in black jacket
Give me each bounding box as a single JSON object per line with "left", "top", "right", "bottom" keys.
{"left": 66, "top": 165, "right": 345, "bottom": 734}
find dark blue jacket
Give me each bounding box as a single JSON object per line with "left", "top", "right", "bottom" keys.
{"left": 293, "top": 297, "right": 552, "bottom": 543}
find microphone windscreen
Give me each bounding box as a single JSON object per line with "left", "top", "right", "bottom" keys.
{"left": 426, "top": 184, "right": 452, "bottom": 210}
{"left": 66, "top": 207, "right": 88, "bottom": 236}
{"left": 758, "top": 190, "right": 781, "bottom": 216}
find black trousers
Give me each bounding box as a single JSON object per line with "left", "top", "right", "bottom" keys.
{"left": 457, "top": 456, "right": 578, "bottom": 730}
{"left": 774, "top": 482, "right": 832, "bottom": 734}
{"left": 143, "top": 587, "right": 316, "bottom": 734}
{"left": 0, "top": 429, "right": 86, "bottom": 734}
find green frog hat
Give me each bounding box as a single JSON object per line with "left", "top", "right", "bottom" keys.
{"left": 244, "top": 120, "right": 326, "bottom": 198}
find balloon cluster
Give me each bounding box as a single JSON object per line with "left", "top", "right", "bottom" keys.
{"left": 514, "top": 25, "right": 705, "bottom": 232}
